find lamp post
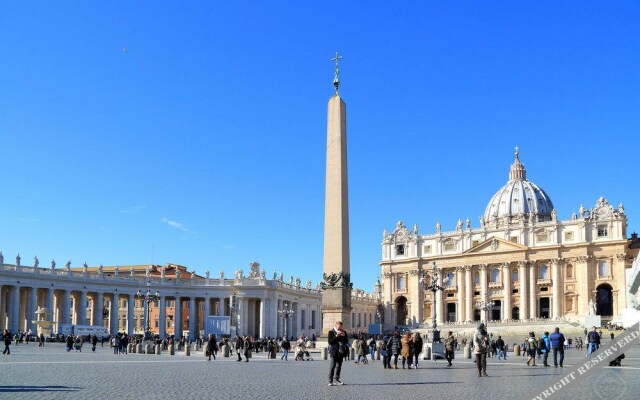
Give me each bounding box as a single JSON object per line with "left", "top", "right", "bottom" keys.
{"left": 136, "top": 281, "right": 160, "bottom": 342}
{"left": 277, "top": 301, "right": 295, "bottom": 340}
{"left": 475, "top": 300, "right": 496, "bottom": 326}
{"left": 419, "top": 261, "right": 448, "bottom": 342}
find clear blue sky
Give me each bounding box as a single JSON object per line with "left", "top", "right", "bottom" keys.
{"left": 1, "top": 2, "right": 639, "bottom": 292}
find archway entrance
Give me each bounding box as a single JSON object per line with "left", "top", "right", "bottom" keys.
{"left": 395, "top": 296, "right": 408, "bottom": 326}
{"left": 446, "top": 303, "right": 456, "bottom": 322}
{"left": 596, "top": 284, "right": 614, "bottom": 316}
{"left": 491, "top": 300, "right": 501, "bottom": 321}
{"left": 539, "top": 298, "right": 550, "bottom": 319}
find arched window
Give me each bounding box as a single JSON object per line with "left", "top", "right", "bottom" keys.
{"left": 566, "top": 265, "right": 574, "bottom": 280}
{"left": 445, "top": 272, "right": 455, "bottom": 287}
{"left": 539, "top": 265, "right": 549, "bottom": 280}
{"left": 474, "top": 272, "right": 480, "bottom": 285}
{"left": 491, "top": 268, "right": 500, "bottom": 283}
{"left": 397, "top": 275, "right": 406, "bottom": 291}
{"left": 512, "top": 269, "right": 519, "bottom": 282}
{"left": 598, "top": 261, "right": 609, "bottom": 277}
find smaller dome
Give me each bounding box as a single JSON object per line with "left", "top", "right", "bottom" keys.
{"left": 482, "top": 148, "right": 554, "bottom": 225}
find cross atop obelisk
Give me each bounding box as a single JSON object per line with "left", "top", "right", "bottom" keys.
{"left": 321, "top": 52, "right": 352, "bottom": 334}
{"left": 331, "top": 52, "right": 342, "bottom": 95}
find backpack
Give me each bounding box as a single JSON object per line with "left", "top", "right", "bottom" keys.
{"left": 538, "top": 338, "right": 547, "bottom": 351}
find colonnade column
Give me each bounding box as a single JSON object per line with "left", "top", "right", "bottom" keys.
{"left": 94, "top": 292, "right": 104, "bottom": 327}
{"left": 479, "top": 264, "right": 488, "bottom": 322}
{"left": 188, "top": 297, "right": 196, "bottom": 339}
{"left": 127, "top": 294, "right": 135, "bottom": 336}
{"left": 10, "top": 286, "right": 20, "bottom": 333}
{"left": 529, "top": 263, "right": 537, "bottom": 319}
{"left": 456, "top": 267, "right": 464, "bottom": 322}
{"left": 259, "top": 299, "right": 266, "bottom": 338}
{"left": 79, "top": 291, "right": 87, "bottom": 326}
{"left": 158, "top": 296, "right": 166, "bottom": 338}
{"left": 502, "top": 262, "right": 511, "bottom": 320}
{"left": 218, "top": 298, "right": 225, "bottom": 316}
{"left": 174, "top": 297, "right": 182, "bottom": 338}
{"left": 519, "top": 262, "right": 528, "bottom": 320}
{"left": 61, "top": 290, "right": 70, "bottom": 325}
{"left": 552, "top": 259, "right": 562, "bottom": 319}
{"left": 28, "top": 287, "right": 38, "bottom": 334}
{"left": 46, "top": 288, "right": 55, "bottom": 331}
{"left": 204, "top": 297, "right": 210, "bottom": 320}
{"left": 110, "top": 294, "right": 119, "bottom": 336}
{"left": 464, "top": 266, "right": 472, "bottom": 322}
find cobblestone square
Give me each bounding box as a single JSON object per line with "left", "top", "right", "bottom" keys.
{"left": 0, "top": 337, "right": 638, "bottom": 400}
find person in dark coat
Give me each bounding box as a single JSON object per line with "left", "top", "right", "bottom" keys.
{"left": 91, "top": 334, "right": 98, "bottom": 352}
{"left": 327, "top": 321, "right": 348, "bottom": 386}
{"left": 2, "top": 329, "right": 12, "bottom": 355}
{"left": 235, "top": 335, "right": 244, "bottom": 361}
{"left": 389, "top": 331, "right": 401, "bottom": 369}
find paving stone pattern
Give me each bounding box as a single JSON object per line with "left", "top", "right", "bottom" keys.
{"left": 0, "top": 338, "right": 638, "bottom": 400}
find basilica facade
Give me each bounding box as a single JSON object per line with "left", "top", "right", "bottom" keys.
{"left": 380, "top": 150, "right": 638, "bottom": 329}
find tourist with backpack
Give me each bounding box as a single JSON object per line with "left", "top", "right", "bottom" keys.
{"left": 539, "top": 332, "right": 550, "bottom": 367}
{"left": 549, "top": 327, "right": 566, "bottom": 368}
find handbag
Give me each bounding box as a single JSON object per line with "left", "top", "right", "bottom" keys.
{"left": 338, "top": 343, "right": 348, "bottom": 356}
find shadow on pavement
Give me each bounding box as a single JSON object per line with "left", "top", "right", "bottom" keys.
{"left": 0, "top": 385, "right": 82, "bottom": 393}
{"left": 346, "top": 381, "right": 462, "bottom": 386}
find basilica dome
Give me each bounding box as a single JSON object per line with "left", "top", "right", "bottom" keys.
{"left": 482, "top": 149, "right": 554, "bottom": 226}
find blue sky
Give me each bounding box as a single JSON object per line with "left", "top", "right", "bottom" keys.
{"left": 1, "top": 2, "right": 639, "bottom": 292}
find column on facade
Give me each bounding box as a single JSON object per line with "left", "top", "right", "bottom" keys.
{"left": 456, "top": 267, "right": 464, "bottom": 322}
{"left": 551, "top": 259, "right": 562, "bottom": 319}
{"left": 94, "top": 292, "right": 104, "bottom": 326}
{"left": 27, "top": 286, "right": 38, "bottom": 334}
{"left": 110, "top": 294, "right": 119, "bottom": 336}
{"left": 61, "top": 290, "right": 71, "bottom": 325}
{"left": 479, "top": 265, "right": 488, "bottom": 321}
{"left": 218, "top": 297, "right": 225, "bottom": 316}
{"left": 276, "top": 299, "right": 282, "bottom": 337}
{"left": 0, "top": 287, "right": 4, "bottom": 331}
{"left": 259, "top": 298, "right": 266, "bottom": 338}
{"left": 18, "top": 288, "right": 27, "bottom": 332}
{"left": 236, "top": 297, "right": 244, "bottom": 336}
{"left": 158, "top": 296, "right": 166, "bottom": 338}
{"left": 529, "top": 263, "right": 537, "bottom": 319}
{"left": 188, "top": 297, "right": 196, "bottom": 339}
{"left": 10, "top": 286, "right": 20, "bottom": 333}
{"left": 127, "top": 294, "right": 135, "bottom": 336}
{"left": 502, "top": 262, "right": 511, "bottom": 320}
{"left": 464, "top": 266, "right": 472, "bottom": 322}
{"left": 435, "top": 286, "right": 444, "bottom": 325}
{"left": 204, "top": 297, "right": 211, "bottom": 320}
{"left": 79, "top": 291, "right": 88, "bottom": 326}
{"left": 174, "top": 296, "right": 182, "bottom": 338}
{"left": 46, "top": 288, "right": 55, "bottom": 331}
{"left": 519, "top": 262, "right": 528, "bottom": 320}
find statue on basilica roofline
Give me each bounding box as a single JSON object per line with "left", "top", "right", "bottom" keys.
{"left": 98, "top": 264, "right": 103, "bottom": 275}
{"left": 435, "top": 221, "right": 441, "bottom": 233}
{"left": 551, "top": 209, "right": 557, "bottom": 222}
{"left": 280, "top": 272, "right": 284, "bottom": 282}
{"left": 273, "top": 270, "right": 277, "bottom": 280}
{"left": 220, "top": 270, "right": 224, "bottom": 280}
{"left": 579, "top": 204, "right": 586, "bottom": 218}
{"left": 290, "top": 275, "right": 294, "bottom": 285}
{"left": 296, "top": 277, "right": 301, "bottom": 287}
{"left": 618, "top": 203, "right": 625, "bottom": 214}
{"left": 260, "top": 269, "right": 266, "bottom": 279}
{"left": 412, "top": 224, "right": 419, "bottom": 236}
{"left": 83, "top": 261, "right": 88, "bottom": 272}
{"left": 456, "top": 218, "right": 462, "bottom": 231}
{"left": 466, "top": 217, "right": 471, "bottom": 230}
{"left": 205, "top": 270, "right": 210, "bottom": 280}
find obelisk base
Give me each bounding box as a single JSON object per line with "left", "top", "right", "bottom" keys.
{"left": 321, "top": 307, "right": 353, "bottom": 337}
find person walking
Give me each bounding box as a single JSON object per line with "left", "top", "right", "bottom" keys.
{"left": 549, "top": 327, "right": 565, "bottom": 368}
{"left": 526, "top": 332, "right": 537, "bottom": 366}
{"left": 235, "top": 335, "right": 244, "bottom": 361}
{"left": 389, "top": 331, "right": 401, "bottom": 369}
{"left": 368, "top": 337, "right": 377, "bottom": 364}
{"left": 242, "top": 335, "right": 251, "bottom": 362}
{"left": 380, "top": 337, "right": 390, "bottom": 369}
{"left": 400, "top": 332, "right": 412, "bottom": 369}
{"left": 91, "top": 334, "right": 98, "bottom": 352}
{"left": 444, "top": 331, "right": 455, "bottom": 367}
{"left": 412, "top": 333, "right": 423, "bottom": 368}
{"left": 540, "top": 332, "right": 551, "bottom": 367}
{"left": 473, "top": 323, "right": 489, "bottom": 377}
{"left": 281, "top": 337, "right": 290, "bottom": 361}
{"left": 206, "top": 334, "right": 217, "bottom": 361}
{"left": 2, "top": 329, "right": 11, "bottom": 355}
{"left": 327, "top": 321, "right": 348, "bottom": 386}
{"left": 65, "top": 335, "right": 73, "bottom": 352}
{"left": 495, "top": 335, "right": 506, "bottom": 361}
{"left": 587, "top": 326, "right": 601, "bottom": 356}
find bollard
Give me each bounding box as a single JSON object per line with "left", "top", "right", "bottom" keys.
{"left": 145, "top": 344, "right": 153, "bottom": 354}
{"left": 222, "top": 344, "right": 229, "bottom": 357}
{"left": 422, "top": 343, "right": 430, "bottom": 360}
{"left": 185, "top": 345, "right": 191, "bottom": 356}
{"left": 127, "top": 343, "right": 133, "bottom": 353}
{"left": 193, "top": 342, "right": 198, "bottom": 351}
{"left": 136, "top": 344, "right": 142, "bottom": 354}
{"left": 155, "top": 344, "right": 161, "bottom": 355}
{"left": 322, "top": 347, "right": 328, "bottom": 360}
{"left": 169, "top": 344, "right": 175, "bottom": 355}
{"left": 375, "top": 349, "right": 380, "bottom": 360}
{"left": 464, "top": 344, "right": 471, "bottom": 359}
{"left": 349, "top": 347, "right": 355, "bottom": 360}
{"left": 513, "top": 344, "right": 520, "bottom": 357}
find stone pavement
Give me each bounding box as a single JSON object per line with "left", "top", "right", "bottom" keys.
{"left": 0, "top": 339, "right": 638, "bottom": 400}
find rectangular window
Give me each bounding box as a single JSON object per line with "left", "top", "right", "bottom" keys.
{"left": 472, "top": 240, "right": 480, "bottom": 247}
{"left": 537, "top": 233, "right": 549, "bottom": 242}
{"left": 154, "top": 320, "right": 159, "bottom": 328}
{"left": 597, "top": 225, "right": 608, "bottom": 237}
{"left": 167, "top": 320, "right": 172, "bottom": 328}
{"left": 564, "top": 231, "right": 574, "bottom": 241}
{"left": 396, "top": 245, "right": 405, "bottom": 256}
{"left": 512, "top": 289, "right": 519, "bottom": 294}
{"left": 510, "top": 236, "right": 518, "bottom": 243}
{"left": 301, "top": 310, "right": 306, "bottom": 330}
{"left": 423, "top": 245, "right": 432, "bottom": 254}
{"left": 444, "top": 242, "right": 455, "bottom": 251}
{"left": 311, "top": 310, "right": 316, "bottom": 330}
{"left": 474, "top": 291, "right": 480, "bottom": 296}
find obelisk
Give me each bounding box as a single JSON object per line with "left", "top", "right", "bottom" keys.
{"left": 321, "top": 52, "right": 352, "bottom": 334}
